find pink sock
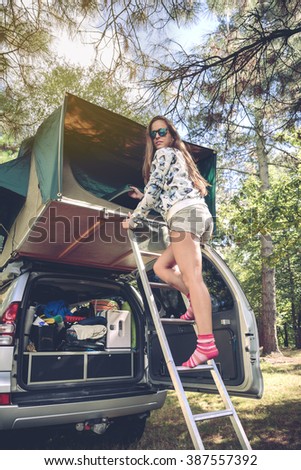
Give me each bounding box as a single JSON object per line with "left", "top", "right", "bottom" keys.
{"left": 180, "top": 293, "right": 194, "bottom": 320}
{"left": 182, "top": 334, "right": 219, "bottom": 368}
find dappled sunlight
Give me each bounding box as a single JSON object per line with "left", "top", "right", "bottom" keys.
{"left": 64, "top": 104, "right": 104, "bottom": 141}
{"left": 139, "top": 355, "right": 301, "bottom": 450}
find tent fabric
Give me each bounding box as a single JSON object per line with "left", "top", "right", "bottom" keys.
{"left": 63, "top": 93, "right": 216, "bottom": 218}
{"left": 33, "top": 106, "right": 64, "bottom": 202}
{"left": 0, "top": 92, "right": 216, "bottom": 215}
{"left": 0, "top": 188, "right": 26, "bottom": 252}
{"left": 0, "top": 93, "right": 217, "bottom": 269}
{"left": 0, "top": 150, "right": 31, "bottom": 197}
{"left": 193, "top": 151, "right": 217, "bottom": 222}
{"left": 0, "top": 142, "right": 32, "bottom": 244}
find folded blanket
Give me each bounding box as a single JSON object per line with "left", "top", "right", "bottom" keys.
{"left": 69, "top": 324, "right": 107, "bottom": 340}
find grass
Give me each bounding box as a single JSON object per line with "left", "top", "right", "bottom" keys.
{"left": 129, "top": 349, "right": 301, "bottom": 450}
{"left": 1, "top": 349, "right": 300, "bottom": 450}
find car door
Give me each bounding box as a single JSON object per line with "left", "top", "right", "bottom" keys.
{"left": 140, "top": 245, "right": 263, "bottom": 399}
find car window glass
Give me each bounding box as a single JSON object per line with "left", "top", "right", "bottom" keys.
{"left": 202, "top": 255, "right": 234, "bottom": 313}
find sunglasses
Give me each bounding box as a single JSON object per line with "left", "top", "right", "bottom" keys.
{"left": 150, "top": 127, "right": 168, "bottom": 139}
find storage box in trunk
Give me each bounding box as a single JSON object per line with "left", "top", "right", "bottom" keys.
{"left": 23, "top": 350, "right": 134, "bottom": 385}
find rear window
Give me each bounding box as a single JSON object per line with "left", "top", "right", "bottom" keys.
{"left": 28, "top": 276, "right": 123, "bottom": 309}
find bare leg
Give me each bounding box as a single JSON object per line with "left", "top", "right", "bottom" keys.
{"left": 155, "top": 231, "right": 218, "bottom": 367}
{"left": 169, "top": 231, "right": 212, "bottom": 334}
{"left": 153, "top": 244, "right": 188, "bottom": 295}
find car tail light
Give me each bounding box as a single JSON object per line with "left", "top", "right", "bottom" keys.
{"left": 0, "top": 301, "right": 20, "bottom": 346}
{"left": 0, "top": 393, "right": 11, "bottom": 405}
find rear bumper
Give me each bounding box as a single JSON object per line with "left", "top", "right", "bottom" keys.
{"left": 0, "top": 390, "right": 167, "bottom": 430}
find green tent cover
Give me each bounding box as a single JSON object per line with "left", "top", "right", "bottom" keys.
{"left": 0, "top": 138, "right": 32, "bottom": 248}
{"left": 0, "top": 93, "right": 216, "bottom": 238}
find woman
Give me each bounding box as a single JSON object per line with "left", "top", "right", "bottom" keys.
{"left": 122, "top": 116, "right": 218, "bottom": 368}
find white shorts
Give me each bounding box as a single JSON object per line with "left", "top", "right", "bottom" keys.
{"left": 167, "top": 203, "right": 213, "bottom": 242}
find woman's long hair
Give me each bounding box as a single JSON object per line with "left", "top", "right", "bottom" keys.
{"left": 143, "top": 115, "right": 209, "bottom": 196}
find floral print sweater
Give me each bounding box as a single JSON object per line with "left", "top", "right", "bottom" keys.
{"left": 131, "top": 147, "right": 204, "bottom": 226}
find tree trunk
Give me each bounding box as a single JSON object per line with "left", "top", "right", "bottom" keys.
{"left": 286, "top": 256, "right": 301, "bottom": 349}
{"left": 296, "top": 302, "right": 301, "bottom": 349}
{"left": 256, "top": 121, "right": 280, "bottom": 354}
{"left": 259, "top": 233, "right": 279, "bottom": 353}
{"left": 283, "top": 323, "right": 289, "bottom": 348}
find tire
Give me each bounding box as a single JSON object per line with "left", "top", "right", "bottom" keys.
{"left": 104, "top": 412, "right": 149, "bottom": 447}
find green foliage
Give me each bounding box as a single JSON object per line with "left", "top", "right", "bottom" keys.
{"left": 216, "top": 145, "right": 301, "bottom": 348}
{"left": 220, "top": 168, "right": 301, "bottom": 249}
{"left": 161, "top": 0, "right": 301, "bottom": 144}
{"left": 0, "top": 135, "right": 19, "bottom": 163}
{"left": 3, "top": 63, "right": 151, "bottom": 141}
{"left": 2, "top": 1, "right": 201, "bottom": 139}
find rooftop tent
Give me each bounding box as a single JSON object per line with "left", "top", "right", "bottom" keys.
{"left": 65, "top": 94, "right": 216, "bottom": 215}
{"left": 0, "top": 138, "right": 32, "bottom": 252}
{"left": 0, "top": 93, "right": 216, "bottom": 271}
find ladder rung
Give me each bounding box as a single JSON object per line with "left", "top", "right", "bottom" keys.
{"left": 177, "top": 364, "right": 213, "bottom": 372}
{"left": 149, "top": 281, "right": 170, "bottom": 289}
{"left": 140, "top": 251, "right": 161, "bottom": 257}
{"left": 193, "top": 409, "right": 234, "bottom": 422}
{"left": 161, "top": 317, "right": 194, "bottom": 324}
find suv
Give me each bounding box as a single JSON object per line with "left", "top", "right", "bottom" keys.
{"left": 0, "top": 246, "right": 263, "bottom": 444}
{"left": 0, "top": 259, "right": 166, "bottom": 444}
{"left": 0, "top": 94, "right": 263, "bottom": 445}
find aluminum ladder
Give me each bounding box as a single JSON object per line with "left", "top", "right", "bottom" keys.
{"left": 128, "top": 228, "right": 251, "bottom": 450}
